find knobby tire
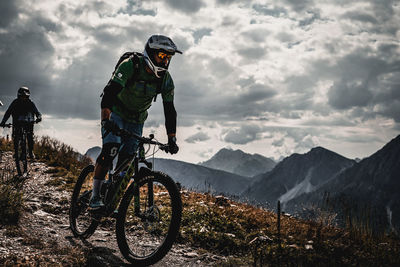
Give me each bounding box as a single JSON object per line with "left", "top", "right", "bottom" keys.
{"left": 69, "top": 164, "right": 99, "bottom": 238}
{"left": 116, "top": 171, "right": 182, "bottom": 266}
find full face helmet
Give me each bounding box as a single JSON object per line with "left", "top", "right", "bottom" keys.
{"left": 18, "top": 86, "right": 30, "bottom": 98}
{"left": 143, "top": 35, "right": 182, "bottom": 78}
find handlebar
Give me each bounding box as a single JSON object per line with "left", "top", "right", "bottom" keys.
{"left": 108, "top": 127, "right": 170, "bottom": 153}
{"left": 1, "top": 121, "right": 40, "bottom": 128}
{"left": 1, "top": 123, "right": 12, "bottom": 128}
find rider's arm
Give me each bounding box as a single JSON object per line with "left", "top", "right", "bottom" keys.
{"left": 0, "top": 100, "right": 16, "bottom": 124}
{"left": 163, "top": 101, "right": 176, "bottom": 136}
{"left": 101, "top": 80, "right": 123, "bottom": 111}
{"left": 161, "top": 73, "right": 176, "bottom": 136}
{"left": 31, "top": 101, "right": 42, "bottom": 120}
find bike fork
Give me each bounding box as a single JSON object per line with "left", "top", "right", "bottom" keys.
{"left": 133, "top": 181, "right": 155, "bottom": 216}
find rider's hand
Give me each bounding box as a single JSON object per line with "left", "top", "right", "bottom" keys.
{"left": 35, "top": 116, "right": 42, "bottom": 123}
{"left": 168, "top": 136, "right": 179, "bottom": 154}
{"left": 0, "top": 122, "right": 5, "bottom": 127}
{"left": 101, "top": 119, "right": 119, "bottom": 133}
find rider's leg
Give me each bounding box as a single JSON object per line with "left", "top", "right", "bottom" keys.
{"left": 90, "top": 142, "right": 120, "bottom": 209}
{"left": 26, "top": 124, "right": 34, "bottom": 159}
{"left": 90, "top": 112, "right": 123, "bottom": 209}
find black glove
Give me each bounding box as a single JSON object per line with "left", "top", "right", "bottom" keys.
{"left": 0, "top": 121, "right": 5, "bottom": 127}
{"left": 101, "top": 119, "right": 119, "bottom": 133}
{"left": 35, "top": 116, "right": 42, "bottom": 123}
{"left": 168, "top": 136, "right": 179, "bottom": 154}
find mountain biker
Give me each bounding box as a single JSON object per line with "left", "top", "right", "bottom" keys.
{"left": 90, "top": 35, "right": 182, "bottom": 209}
{"left": 0, "top": 86, "right": 42, "bottom": 159}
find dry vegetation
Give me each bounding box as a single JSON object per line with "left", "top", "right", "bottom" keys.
{"left": 178, "top": 191, "right": 400, "bottom": 266}
{"left": 1, "top": 135, "right": 400, "bottom": 266}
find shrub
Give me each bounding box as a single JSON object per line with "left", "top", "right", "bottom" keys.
{"left": 0, "top": 183, "right": 23, "bottom": 225}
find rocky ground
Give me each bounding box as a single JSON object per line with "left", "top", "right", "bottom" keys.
{"left": 0, "top": 152, "right": 225, "bottom": 266}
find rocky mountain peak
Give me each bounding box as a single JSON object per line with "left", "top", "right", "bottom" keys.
{"left": 200, "top": 148, "right": 276, "bottom": 177}
{"left": 243, "top": 146, "right": 355, "bottom": 207}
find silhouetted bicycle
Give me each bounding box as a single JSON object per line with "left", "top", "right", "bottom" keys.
{"left": 69, "top": 128, "right": 182, "bottom": 266}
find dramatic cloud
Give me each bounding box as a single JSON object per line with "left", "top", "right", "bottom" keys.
{"left": 0, "top": 0, "right": 18, "bottom": 27}
{"left": 0, "top": 0, "right": 399, "bottom": 163}
{"left": 164, "top": 0, "right": 206, "bottom": 13}
{"left": 185, "top": 131, "right": 210, "bottom": 143}
{"left": 224, "top": 124, "right": 263, "bottom": 145}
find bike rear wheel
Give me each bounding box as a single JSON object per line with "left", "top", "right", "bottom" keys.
{"left": 69, "top": 164, "right": 99, "bottom": 238}
{"left": 116, "top": 171, "right": 182, "bottom": 266}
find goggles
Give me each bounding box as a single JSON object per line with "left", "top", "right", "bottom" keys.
{"left": 157, "top": 51, "right": 172, "bottom": 60}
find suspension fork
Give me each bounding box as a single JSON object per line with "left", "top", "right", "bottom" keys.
{"left": 133, "top": 177, "right": 155, "bottom": 215}
{"left": 133, "top": 145, "right": 154, "bottom": 215}
{"left": 133, "top": 156, "right": 140, "bottom": 214}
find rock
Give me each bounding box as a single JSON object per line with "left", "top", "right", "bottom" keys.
{"left": 185, "top": 252, "right": 199, "bottom": 258}
{"left": 33, "top": 210, "right": 51, "bottom": 217}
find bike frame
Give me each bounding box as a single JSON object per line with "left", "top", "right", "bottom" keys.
{"left": 104, "top": 153, "right": 137, "bottom": 214}
{"left": 100, "top": 133, "right": 164, "bottom": 218}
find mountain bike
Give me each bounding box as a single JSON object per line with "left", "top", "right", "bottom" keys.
{"left": 69, "top": 128, "right": 182, "bottom": 266}
{"left": 1, "top": 122, "right": 36, "bottom": 176}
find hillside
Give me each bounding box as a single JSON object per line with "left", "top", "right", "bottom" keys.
{"left": 0, "top": 150, "right": 222, "bottom": 266}
{"left": 200, "top": 148, "right": 276, "bottom": 177}
{"left": 1, "top": 136, "right": 400, "bottom": 266}
{"left": 243, "top": 147, "right": 355, "bottom": 208}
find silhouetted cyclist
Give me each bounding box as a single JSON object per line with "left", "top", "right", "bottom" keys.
{"left": 0, "top": 86, "right": 42, "bottom": 159}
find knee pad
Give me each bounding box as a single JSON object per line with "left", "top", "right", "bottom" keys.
{"left": 96, "top": 143, "right": 120, "bottom": 168}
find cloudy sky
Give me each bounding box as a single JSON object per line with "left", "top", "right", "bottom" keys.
{"left": 0, "top": 0, "right": 399, "bottom": 164}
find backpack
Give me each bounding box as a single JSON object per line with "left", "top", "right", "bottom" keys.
{"left": 102, "top": 52, "right": 164, "bottom": 102}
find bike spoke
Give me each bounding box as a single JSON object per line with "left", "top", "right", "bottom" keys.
{"left": 120, "top": 177, "right": 177, "bottom": 260}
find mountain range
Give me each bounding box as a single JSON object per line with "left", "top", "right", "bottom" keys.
{"left": 84, "top": 146, "right": 253, "bottom": 196}
{"left": 84, "top": 134, "right": 400, "bottom": 231}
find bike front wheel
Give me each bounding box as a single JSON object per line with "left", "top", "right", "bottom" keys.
{"left": 15, "top": 139, "right": 27, "bottom": 176}
{"left": 69, "top": 164, "right": 99, "bottom": 238}
{"left": 116, "top": 171, "right": 182, "bottom": 266}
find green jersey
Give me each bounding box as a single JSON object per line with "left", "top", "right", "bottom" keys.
{"left": 111, "top": 56, "right": 175, "bottom": 123}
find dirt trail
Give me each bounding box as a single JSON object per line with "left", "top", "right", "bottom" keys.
{"left": 0, "top": 152, "right": 224, "bottom": 266}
